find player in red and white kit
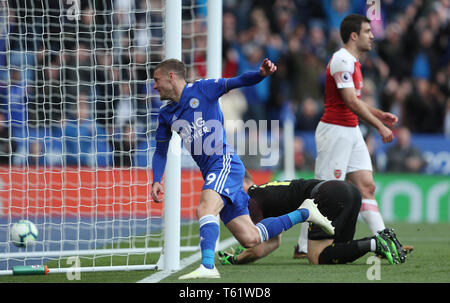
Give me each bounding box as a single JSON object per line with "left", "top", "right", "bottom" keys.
{"left": 295, "top": 14, "right": 400, "bottom": 257}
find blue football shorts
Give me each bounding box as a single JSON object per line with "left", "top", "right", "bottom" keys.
{"left": 201, "top": 153, "right": 250, "bottom": 225}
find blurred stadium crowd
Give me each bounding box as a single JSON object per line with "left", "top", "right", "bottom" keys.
{"left": 0, "top": 0, "right": 448, "bottom": 173}
{"left": 220, "top": 0, "right": 449, "bottom": 135}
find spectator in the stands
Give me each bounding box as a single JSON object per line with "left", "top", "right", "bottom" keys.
{"left": 386, "top": 126, "right": 426, "bottom": 173}
{"left": 112, "top": 122, "right": 136, "bottom": 167}
{"left": 63, "top": 93, "right": 95, "bottom": 167}
{"left": 296, "top": 97, "right": 322, "bottom": 131}
{"left": 0, "top": 112, "right": 10, "bottom": 165}
{"left": 28, "top": 139, "right": 44, "bottom": 168}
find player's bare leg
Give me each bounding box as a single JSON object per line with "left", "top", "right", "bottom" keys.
{"left": 179, "top": 189, "right": 223, "bottom": 280}
{"left": 225, "top": 214, "right": 261, "bottom": 248}
{"left": 347, "top": 171, "right": 414, "bottom": 255}
{"left": 196, "top": 189, "right": 225, "bottom": 218}
{"left": 307, "top": 239, "right": 334, "bottom": 265}
{"left": 346, "top": 170, "right": 385, "bottom": 235}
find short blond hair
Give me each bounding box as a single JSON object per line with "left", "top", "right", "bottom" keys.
{"left": 155, "top": 58, "right": 186, "bottom": 79}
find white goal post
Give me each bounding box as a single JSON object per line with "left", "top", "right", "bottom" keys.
{"left": 0, "top": 0, "right": 222, "bottom": 276}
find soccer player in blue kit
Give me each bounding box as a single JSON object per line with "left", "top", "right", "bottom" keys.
{"left": 151, "top": 58, "right": 334, "bottom": 279}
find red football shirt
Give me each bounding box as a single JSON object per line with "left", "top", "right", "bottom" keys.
{"left": 321, "top": 48, "right": 362, "bottom": 127}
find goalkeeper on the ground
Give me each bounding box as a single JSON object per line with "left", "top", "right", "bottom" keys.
{"left": 219, "top": 171, "right": 410, "bottom": 265}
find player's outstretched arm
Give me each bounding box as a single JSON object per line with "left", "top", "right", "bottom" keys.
{"left": 226, "top": 58, "right": 277, "bottom": 91}
{"left": 219, "top": 236, "right": 281, "bottom": 265}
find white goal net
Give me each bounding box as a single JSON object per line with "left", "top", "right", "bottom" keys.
{"left": 0, "top": 0, "right": 208, "bottom": 275}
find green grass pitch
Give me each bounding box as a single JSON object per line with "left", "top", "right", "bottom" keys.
{"left": 2, "top": 221, "right": 449, "bottom": 283}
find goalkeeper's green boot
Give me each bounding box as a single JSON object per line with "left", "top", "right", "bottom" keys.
{"left": 379, "top": 228, "right": 407, "bottom": 263}
{"left": 218, "top": 250, "right": 237, "bottom": 265}
{"left": 374, "top": 233, "right": 398, "bottom": 265}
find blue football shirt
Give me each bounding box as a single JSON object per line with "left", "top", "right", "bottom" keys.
{"left": 155, "top": 78, "right": 236, "bottom": 175}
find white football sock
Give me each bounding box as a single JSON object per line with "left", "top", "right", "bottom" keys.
{"left": 296, "top": 222, "right": 309, "bottom": 253}
{"left": 370, "top": 238, "right": 377, "bottom": 252}
{"left": 360, "top": 199, "right": 385, "bottom": 235}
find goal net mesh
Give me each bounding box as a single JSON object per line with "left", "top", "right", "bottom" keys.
{"left": 0, "top": 0, "right": 206, "bottom": 272}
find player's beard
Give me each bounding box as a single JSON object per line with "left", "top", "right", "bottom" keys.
{"left": 158, "top": 92, "right": 168, "bottom": 100}
{"left": 157, "top": 88, "right": 170, "bottom": 101}
{"left": 358, "top": 41, "right": 372, "bottom": 53}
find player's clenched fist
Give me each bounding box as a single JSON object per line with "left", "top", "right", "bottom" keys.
{"left": 379, "top": 125, "right": 394, "bottom": 144}
{"left": 259, "top": 58, "right": 277, "bottom": 77}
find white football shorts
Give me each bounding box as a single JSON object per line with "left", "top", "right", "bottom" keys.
{"left": 314, "top": 121, "right": 372, "bottom": 180}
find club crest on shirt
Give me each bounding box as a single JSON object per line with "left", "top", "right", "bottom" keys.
{"left": 189, "top": 98, "right": 200, "bottom": 108}
{"left": 334, "top": 169, "right": 342, "bottom": 179}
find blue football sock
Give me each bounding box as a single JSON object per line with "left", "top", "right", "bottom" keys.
{"left": 256, "top": 208, "right": 309, "bottom": 242}
{"left": 199, "top": 215, "right": 220, "bottom": 269}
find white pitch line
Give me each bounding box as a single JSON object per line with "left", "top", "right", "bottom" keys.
{"left": 137, "top": 237, "right": 238, "bottom": 283}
